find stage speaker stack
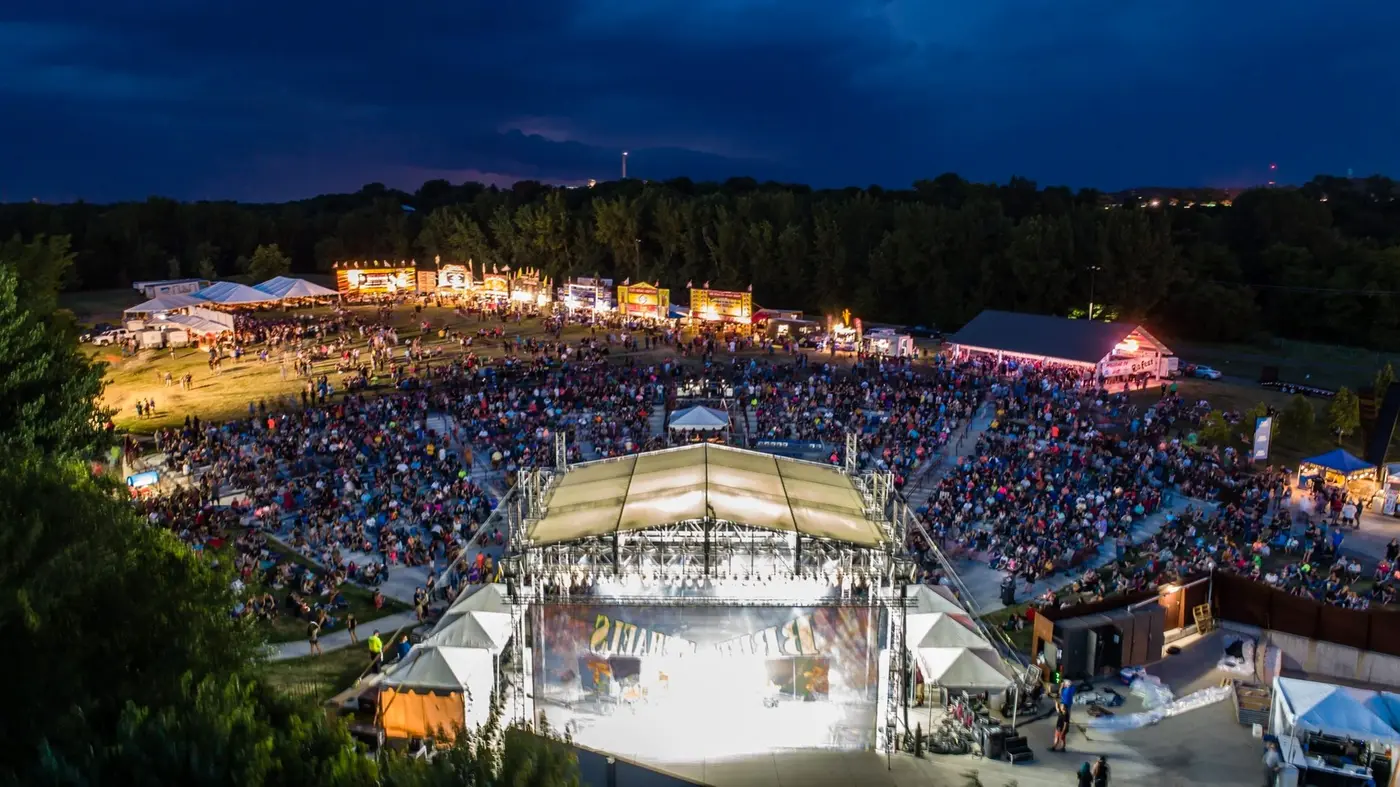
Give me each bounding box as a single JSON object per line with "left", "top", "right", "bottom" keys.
{"left": 1002, "top": 732, "right": 1034, "bottom": 764}
{"left": 978, "top": 723, "right": 1006, "bottom": 760}
{"left": 1366, "top": 385, "right": 1400, "bottom": 467}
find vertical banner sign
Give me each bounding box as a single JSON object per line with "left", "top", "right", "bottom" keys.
{"left": 1252, "top": 416, "right": 1274, "bottom": 462}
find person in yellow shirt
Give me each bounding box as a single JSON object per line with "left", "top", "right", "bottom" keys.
{"left": 367, "top": 630, "right": 384, "bottom": 672}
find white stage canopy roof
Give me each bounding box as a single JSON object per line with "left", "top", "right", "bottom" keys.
{"left": 668, "top": 405, "right": 730, "bottom": 431}
{"left": 124, "top": 293, "right": 204, "bottom": 313}
{"left": 162, "top": 313, "right": 232, "bottom": 335}
{"left": 254, "top": 276, "right": 338, "bottom": 299}
{"left": 526, "top": 443, "right": 883, "bottom": 548}
{"left": 193, "top": 281, "right": 279, "bottom": 305}
{"left": 906, "top": 584, "right": 971, "bottom": 615}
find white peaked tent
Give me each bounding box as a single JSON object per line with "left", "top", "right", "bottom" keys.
{"left": 909, "top": 613, "right": 991, "bottom": 651}
{"left": 668, "top": 405, "right": 730, "bottom": 431}
{"left": 425, "top": 583, "right": 513, "bottom": 651}
{"left": 124, "top": 292, "right": 204, "bottom": 314}
{"left": 254, "top": 276, "right": 339, "bottom": 299}
{"left": 906, "top": 584, "right": 970, "bottom": 615}
{"left": 193, "top": 281, "right": 279, "bottom": 305}
{"left": 917, "top": 646, "right": 1011, "bottom": 691}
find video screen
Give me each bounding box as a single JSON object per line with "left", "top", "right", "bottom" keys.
{"left": 532, "top": 604, "right": 877, "bottom": 761}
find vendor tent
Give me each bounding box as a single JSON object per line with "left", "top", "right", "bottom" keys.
{"left": 124, "top": 293, "right": 204, "bottom": 314}
{"left": 379, "top": 645, "right": 495, "bottom": 739}
{"left": 916, "top": 646, "right": 1010, "bottom": 691}
{"left": 1301, "top": 449, "right": 1374, "bottom": 476}
{"left": 1273, "top": 677, "right": 1400, "bottom": 745}
{"left": 254, "top": 276, "right": 338, "bottom": 299}
{"left": 193, "top": 281, "right": 279, "bottom": 305}
{"left": 668, "top": 405, "right": 730, "bottom": 431}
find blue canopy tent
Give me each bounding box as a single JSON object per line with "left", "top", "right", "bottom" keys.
{"left": 1302, "top": 449, "right": 1374, "bottom": 476}
{"left": 1299, "top": 449, "right": 1378, "bottom": 494}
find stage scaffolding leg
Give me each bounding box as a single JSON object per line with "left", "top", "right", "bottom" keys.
{"left": 883, "top": 589, "right": 905, "bottom": 755}
{"left": 507, "top": 593, "right": 529, "bottom": 728}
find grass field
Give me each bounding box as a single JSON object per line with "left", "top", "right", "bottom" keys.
{"left": 1173, "top": 338, "right": 1400, "bottom": 392}
{"left": 261, "top": 646, "right": 375, "bottom": 701}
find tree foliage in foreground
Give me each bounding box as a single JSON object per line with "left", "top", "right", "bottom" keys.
{"left": 0, "top": 244, "right": 108, "bottom": 458}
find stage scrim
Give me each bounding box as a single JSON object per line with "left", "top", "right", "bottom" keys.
{"left": 532, "top": 603, "right": 878, "bottom": 760}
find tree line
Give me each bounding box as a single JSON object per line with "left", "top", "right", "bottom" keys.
{"left": 0, "top": 240, "right": 578, "bottom": 785}
{"left": 3, "top": 174, "right": 1400, "bottom": 347}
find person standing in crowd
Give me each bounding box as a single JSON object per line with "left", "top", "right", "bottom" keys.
{"left": 1077, "top": 761, "right": 1093, "bottom": 787}
{"left": 1091, "top": 754, "right": 1110, "bottom": 786}
{"left": 307, "top": 620, "right": 322, "bottom": 656}
{"left": 1262, "top": 740, "right": 1282, "bottom": 786}
{"left": 367, "top": 630, "right": 383, "bottom": 671}
{"left": 346, "top": 613, "right": 358, "bottom": 644}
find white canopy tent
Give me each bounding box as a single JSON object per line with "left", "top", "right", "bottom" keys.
{"left": 526, "top": 443, "right": 883, "bottom": 548}
{"left": 124, "top": 292, "right": 204, "bottom": 314}
{"left": 254, "top": 276, "right": 339, "bottom": 299}
{"left": 916, "top": 646, "right": 1011, "bottom": 691}
{"left": 424, "top": 584, "right": 513, "bottom": 651}
{"left": 1272, "top": 677, "right": 1400, "bottom": 745}
{"left": 906, "top": 584, "right": 971, "bottom": 615}
{"left": 668, "top": 405, "right": 730, "bottom": 431}
{"left": 193, "top": 281, "right": 279, "bottom": 305}
{"left": 909, "top": 613, "right": 991, "bottom": 651}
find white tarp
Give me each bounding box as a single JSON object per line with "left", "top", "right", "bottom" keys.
{"left": 668, "top": 405, "right": 730, "bottom": 431}
{"left": 1085, "top": 684, "right": 1233, "bottom": 731}
{"left": 124, "top": 293, "right": 204, "bottom": 314}
{"left": 917, "top": 646, "right": 1010, "bottom": 690}
{"left": 254, "top": 276, "right": 338, "bottom": 299}
{"left": 193, "top": 281, "right": 279, "bottom": 305}
{"left": 1274, "top": 676, "right": 1400, "bottom": 745}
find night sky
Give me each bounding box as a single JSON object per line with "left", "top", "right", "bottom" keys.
{"left": 4, "top": 1, "right": 1397, "bottom": 203}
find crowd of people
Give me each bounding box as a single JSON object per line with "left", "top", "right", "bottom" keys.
{"left": 125, "top": 303, "right": 1397, "bottom": 655}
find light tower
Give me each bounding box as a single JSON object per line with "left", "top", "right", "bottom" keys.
{"left": 621, "top": 151, "right": 628, "bottom": 180}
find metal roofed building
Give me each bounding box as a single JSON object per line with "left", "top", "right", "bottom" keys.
{"left": 948, "top": 309, "right": 1175, "bottom": 380}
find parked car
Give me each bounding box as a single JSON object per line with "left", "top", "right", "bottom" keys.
{"left": 90, "top": 329, "right": 131, "bottom": 346}
{"left": 1191, "top": 364, "right": 1223, "bottom": 380}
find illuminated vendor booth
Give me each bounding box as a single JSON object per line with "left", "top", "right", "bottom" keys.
{"left": 1270, "top": 677, "right": 1398, "bottom": 787}
{"left": 948, "top": 310, "right": 1176, "bottom": 383}
{"left": 1299, "top": 449, "right": 1379, "bottom": 503}
{"left": 689, "top": 286, "right": 753, "bottom": 327}
{"left": 334, "top": 261, "right": 419, "bottom": 296}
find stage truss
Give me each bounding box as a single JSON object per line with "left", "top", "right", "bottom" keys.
{"left": 495, "top": 444, "right": 925, "bottom": 752}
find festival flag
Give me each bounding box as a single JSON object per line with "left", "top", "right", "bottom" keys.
{"left": 703, "top": 281, "right": 710, "bottom": 288}
{"left": 622, "top": 277, "right": 631, "bottom": 285}
{"left": 747, "top": 283, "right": 753, "bottom": 292}
{"left": 686, "top": 280, "right": 693, "bottom": 288}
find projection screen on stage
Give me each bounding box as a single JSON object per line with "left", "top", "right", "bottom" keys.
{"left": 532, "top": 604, "right": 878, "bottom": 760}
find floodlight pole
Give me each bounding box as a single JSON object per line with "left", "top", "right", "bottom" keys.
{"left": 845, "top": 431, "right": 858, "bottom": 476}
{"left": 555, "top": 431, "right": 567, "bottom": 470}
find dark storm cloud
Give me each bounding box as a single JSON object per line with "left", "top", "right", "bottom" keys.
{"left": 1, "top": 0, "right": 1397, "bottom": 201}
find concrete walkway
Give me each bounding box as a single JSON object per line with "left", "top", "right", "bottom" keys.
{"left": 268, "top": 610, "right": 421, "bottom": 661}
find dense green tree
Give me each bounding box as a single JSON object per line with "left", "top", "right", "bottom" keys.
{"left": 1328, "top": 387, "right": 1362, "bottom": 443}
{"left": 0, "top": 264, "right": 108, "bottom": 457}
{"left": 1280, "top": 395, "right": 1317, "bottom": 440}
{"left": 247, "top": 243, "right": 292, "bottom": 281}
